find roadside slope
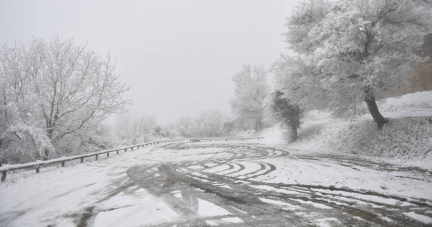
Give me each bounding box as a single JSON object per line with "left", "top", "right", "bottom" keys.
{"left": 258, "top": 91, "right": 432, "bottom": 161}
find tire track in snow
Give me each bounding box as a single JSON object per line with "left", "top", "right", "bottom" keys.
{"left": 81, "top": 142, "right": 432, "bottom": 227}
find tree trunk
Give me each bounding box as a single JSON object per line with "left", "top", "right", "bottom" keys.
{"left": 364, "top": 90, "right": 388, "bottom": 129}
{"left": 255, "top": 118, "right": 262, "bottom": 132}
{"left": 289, "top": 121, "right": 298, "bottom": 142}
{"left": 43, "top": 148, "right": 50, "bottom": 161}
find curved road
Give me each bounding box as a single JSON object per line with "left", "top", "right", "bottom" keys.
{"left": 100, "top": 142, "right": 432, "bottom": 226}
{"left": 1, "top": 142, "right": 432, "bottom": 227}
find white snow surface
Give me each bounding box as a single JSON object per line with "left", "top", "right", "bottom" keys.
{"left": 0, "top": 145, "right": 230, "bottom": 226}
{"left": 404, "top": 211, "right": 432, "bottom": 224}
{"left": 259, "top": 198, "right": 304, "bottom": 211}
{"left": 250, "top": 185, "right": 304, "bottom": 195}
{"left": 220, "top": 217, "right": 244, "bottom": 223}
{"left": 0, "top": 141, "right": 431, "bottom": 226}
{"left": 197, "top": 199, "right": 232, "bottom": 217}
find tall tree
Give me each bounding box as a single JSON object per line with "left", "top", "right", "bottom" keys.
{"left": 0, "top": 37, "right": 130, "bottom": 159}
{"left": 230, "top": 64, "right": 268, "bottom": 132}
{"left": 281, "top": 0, "right": 432, "bottom": 128}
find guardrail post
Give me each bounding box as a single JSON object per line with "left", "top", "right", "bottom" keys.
{"left": 124, "top": 148, "right": 127, "bottom": 152}
{"left": 1, "top": 171, "right": 6, "bottom": 182}
{"left": 132, "top": 147, "right": 134, "bottom": 151}
{"left": 81, "top": 157, "right": 84, "bottom": 163}
{"left": 36, "top": 165, "right": 40, "bottom": 173}
{"left": 96, "top": 154, "right": 98, "bottom": 161}
{"left": 116, "top": 150, "right": 119, "bottom": 154}
{"left": 241, "top": 138, "right": 243, "bottom": 141}
{"left": 107, "top": 152, "right": 109, "bottom": 157}
{"left": 62, "top": 161, "right": 65, "bottom": 167}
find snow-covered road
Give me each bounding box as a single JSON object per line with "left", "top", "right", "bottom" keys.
{"left": 1, "top": 142, "right": 432, "bottom": 226}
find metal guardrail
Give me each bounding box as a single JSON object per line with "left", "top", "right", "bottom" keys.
{"left": 189, "top": 137, "right": 264, "bottom": 143}
{"left": 0, "top": 139, "right": 182, "bottom": 182}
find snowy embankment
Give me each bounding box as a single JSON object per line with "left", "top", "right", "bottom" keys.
{"left": 257, "top": 91, "right": 432, "bottom": 161}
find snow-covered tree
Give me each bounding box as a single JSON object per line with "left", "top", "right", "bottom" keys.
{"left": 193, "top": 110, "right": 227, "bottom": 137}
{"left": 0, "top": 54, "right": 53, "bottom": 159}
{"left": 281, "top": 0, "right": 432, "bottom": 128}
{"left": 90, "top": 124, "right": 116, "bottom": 149}
{"left": 158, "top": 122, "right": 178, "bottom": 139}
{"left": 230, "top": 64, "right": 268, "bottom": 132}
{"left": 272, "top": 55, "right": 331, "bottom": 111}
{"left": 0, "top": 37, "right": 130, "bottom": 160}
{"left": 114, "top": 112, "right": 156, "bottom": 145}
{"left": 173, "top": 112, "right": 230, "bottom": 138}
{"left": 222, "top": 117, "right": 244, "bottom": 136}
{"left": 175, "top": 116, "right": 193, "bottom": 137}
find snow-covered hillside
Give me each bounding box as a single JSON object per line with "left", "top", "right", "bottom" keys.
{"left": 258, "top": 91, "right": 432, "bottom": 161}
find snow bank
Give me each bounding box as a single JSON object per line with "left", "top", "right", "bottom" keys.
{"left": 254, "top": 122, "right": 287, "bottom": 145}
{"left": 376, "top": 91, "right": 432, "bottom": 118}
{"left": 327, "top": 117, "right": 432, "bottom": 159}
{"left": 259, "top": 91, "right": 432, "bottom": 160}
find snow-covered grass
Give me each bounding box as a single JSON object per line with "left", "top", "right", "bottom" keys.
{"left": 258, "top": 91, "right": 432, "bottom": 161}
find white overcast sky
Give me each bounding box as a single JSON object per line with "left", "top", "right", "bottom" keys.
{"left": 0, "top": 0, "right": 298, "bottom": 124}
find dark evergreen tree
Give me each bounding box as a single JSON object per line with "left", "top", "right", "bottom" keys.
{"left": 271, "top": 91, "right": 304, "bottom": 141}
